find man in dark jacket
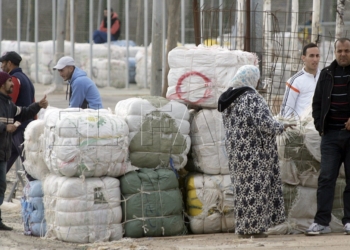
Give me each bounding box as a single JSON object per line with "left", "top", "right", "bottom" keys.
{"left": 306, "top": 38, "right": 350, "bottom": 236}
{"left": 0, "top": 72, "right": 48, "bottom": 230}
{"left": 93, "top": 8, "right": 121, "bottom": 43}
{"left": 0, "top": 51, "right": 36, "bottom": 176}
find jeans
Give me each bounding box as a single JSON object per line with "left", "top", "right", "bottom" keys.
{"left": 314, "top": 130, "right": 350, "bottom": 226}
{"left": 93, "top": 30, "right": 117, "bottom": 44}
{"left": 0, "top": 161, "right": 6, "bottom": 206}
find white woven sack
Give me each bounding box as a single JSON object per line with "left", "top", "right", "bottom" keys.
{"left": 43, "top": 175, "right": 123, "bottom": 243}
{"left": 190, "top": 109, "right": 228, "bottom": 174}
{"left": 187, "top": 173, "right": 234, "bottom": 234}
{"left": 166, "top": 46, "right": 258, "bottom": 108}
{"left": 23, "top": 119, "right": 50, "bottom": 181}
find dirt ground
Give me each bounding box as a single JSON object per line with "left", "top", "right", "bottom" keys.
{"left": 1, "top": 168, "right": 350, "bottom": 250}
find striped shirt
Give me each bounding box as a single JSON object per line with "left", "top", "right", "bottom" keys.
{"left": 327, "top": 66, "right": 350, "bottom": 130}
{"left": 280, "top": 67, "right": 320, "bottom": 118}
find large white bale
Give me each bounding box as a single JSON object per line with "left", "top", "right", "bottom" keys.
{"left": 43, "top": 175, "right": 123, "bottom": 243}
{"left": 135, "top": 47, "right": 152, "bottom": 89}
{"left": 23, "top": 119, "right": 50, "bottom": 181}
{"left": 190, "top": 109, "right": 228, "bottom": 174}
{"left": 43, "top": 108, "right": 134, "bottom": 177}
{"left": 166, "top": 45, "right": 258, "bottom": 108}
{"left": 186, "top": 173, "right": 234, "bottom": 234}
{"left": 85, "top": 58, "right": 126, "bottom": 88}
{"left": 115, "top": 96, "right": 190, "bottom": 133}
{"left": 268, "top": 185, "right": 344, "bottom": 234}
{"left": 115, "top": 96, "right": 191, "bottom": 170}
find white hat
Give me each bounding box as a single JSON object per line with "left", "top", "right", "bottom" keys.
{"left": 53, "top": 56, "right": 75, "bottom": 70}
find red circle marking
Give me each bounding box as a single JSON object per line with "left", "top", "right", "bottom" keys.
{"left": 175, "top": 71, "right": 213, "bottom": 104}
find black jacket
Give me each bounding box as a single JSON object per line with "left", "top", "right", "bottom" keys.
{"left": 0, "top": 92, "right": 41, "bottom": 161}
{"left": 312, "top": 60, "right": 350, "bottom": 135}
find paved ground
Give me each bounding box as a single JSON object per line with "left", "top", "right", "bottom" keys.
{"left": 34, "top": 82, "right": 151, "bottom": 109}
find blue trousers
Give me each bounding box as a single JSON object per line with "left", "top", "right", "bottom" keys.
{"left": 93, "top": 30, "right": 117, "bottom": 44}
{"left": 314, "top": 130, "right": 350, "bottom": 226}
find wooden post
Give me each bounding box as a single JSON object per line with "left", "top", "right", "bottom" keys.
{"left": 311, "top": 0, "right": 320, "bottom": 44}
{"left": 335, "top": 0, "right": 345, "bottom": 39}
{"left": 53, "top": 0, "right": 67, "bottom": 91}
{"left": 193, "top": 0, "right": 201, "bottom": 46}
{"left": 236, "top": 0, "right": 244, "bottom": 50}
{"left": 162, "top": 0, "right": 181, "bottom": 98}
{"left": 291, "top": 0, "right": 299, "bottom": 74}
{"left": 244, "top": 0, "right": 251, "bottom": 51}
{"left": 151, "top": 0, "right": 163, "bottom": 96}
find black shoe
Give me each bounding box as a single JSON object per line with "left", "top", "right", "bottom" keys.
{"left": 0, "top": 221, "right": 13, "bottom": 231}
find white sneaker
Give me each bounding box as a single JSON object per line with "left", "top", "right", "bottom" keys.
{"left": 344, "top": 223, "right": 350, "bottom": 235}
{"left": 305, "top": 223, "right": 331, "bottom": 236}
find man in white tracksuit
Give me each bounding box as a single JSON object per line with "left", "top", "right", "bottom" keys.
{"left": 280, "top": 43, "right": 320, "bottom": 118}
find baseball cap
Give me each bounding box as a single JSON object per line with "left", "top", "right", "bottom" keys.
{"left": 53, "top": 56, "right": 75, "bottom": 70}
{"left": 0, "top": 51, "right": 22, "bottom": 65}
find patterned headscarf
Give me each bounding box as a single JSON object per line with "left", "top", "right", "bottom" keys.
{"left": 229, "top": 65, "right": 260, "bottom": 90}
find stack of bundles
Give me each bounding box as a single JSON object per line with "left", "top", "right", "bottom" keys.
{"left": 184, "top": 94, "right": 232, "bottom": 234}
{"left": 119, "top": 168, "right": 187, "bottom": 237}
{"left": 270, "top": 116, "right": 345, "bottom": 234}
{"left": 85, "top": 58, "right": 126, "bottom": 88}
{"left": 30, "top": 40, "right": 71, "bottom": 84}
{"left": 1, "top": 40, "right": 34, "bottom": 78}
{"left": 135, "top": 46, "right": 152, "bottom": 89}
{"left": 74, "top": 42, "right": 124, "bottom": 69}
{"left": 43, "top": 174, "right": 122, "bottom": 243}
{"left": 188, "top": 109, "right": 228, "bottom": 175}
{"left": 21, "top": 180, "right": 46, "bottom": 236}
{"left": 166, "top": 45, "right": 258, "bottom": 108}
{"left": 185, "top": 173, "right": 234, "bottom": 234}
{"left": 23, "top": 119, "right": 50, "bottom": 181}
{"left": 42, "top": 108, "right": 134, "bottom": 177}
{"left": 115, "top": 96, "right": 191, "bottom": 170}
{"left": 113, "top": 45, "right": 143, "bottom": 58}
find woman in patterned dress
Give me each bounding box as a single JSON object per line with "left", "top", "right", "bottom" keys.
{"left": 218, "top": 65, "right": 293, "bottom": 238}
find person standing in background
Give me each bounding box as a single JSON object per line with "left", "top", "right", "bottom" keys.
{"left": 306, "top": 38, "right": 350, "bottom": 236}
{"left": 0, "top": 51, "right": 36, "bottom": 179}
{"left": 93, "top": 8, "right": 121, "bottom": 44}
{"left": 0, "top": 72, "right": 48, "bottom": 231}
{"left": 280, "top": 43, "right": 320, "bottom": 118}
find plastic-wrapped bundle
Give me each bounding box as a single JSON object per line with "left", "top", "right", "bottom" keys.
{"left": 268, "top": 183, "right": 344, "bottom": 235}
{"left": 21, "top": 180, "right": 46, "bottom": 236}
{"left": 74, "top": 42, "right": 124, "bottom": 69}
{"left": 85, "top": 58, "right": 126, "bottom": 88}
{"left": 43, "top": 174, "right": 123, "bottom": 243}
{"left": 43, "top": 108, "right": 135, "bottom": 177}
{"left": 115, "top": 96, "right": 191, "bottom": 170}
{"left": 166, "top": 45, "right": 258, "bottom": 108}
{"left": 186, "top": 173, "right": 234, "bottom": 234}
{"left": 135, "top": 47, "right": 152, "bottom": 89}
{"left": 1, "top": 40, "right": 35, "bottom": 79}
{"left": 189, "top": 109, "right": 228, "bottom": 174}
{"left": 23, "top": 119, "right": 50, "bottom": 181}
{"left": 277, "top": 115, "right": 321, "bottom": 186}
{"left": 120, "top": 168, "right": 187, "bottom": 238}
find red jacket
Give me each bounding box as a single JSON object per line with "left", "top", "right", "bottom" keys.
{"left": 99, "top": 12, "right": 120, "bottom": 39}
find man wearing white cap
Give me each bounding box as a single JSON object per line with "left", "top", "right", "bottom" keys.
{"left": 53, "top": 56, "right": 103, "bottom": 109}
